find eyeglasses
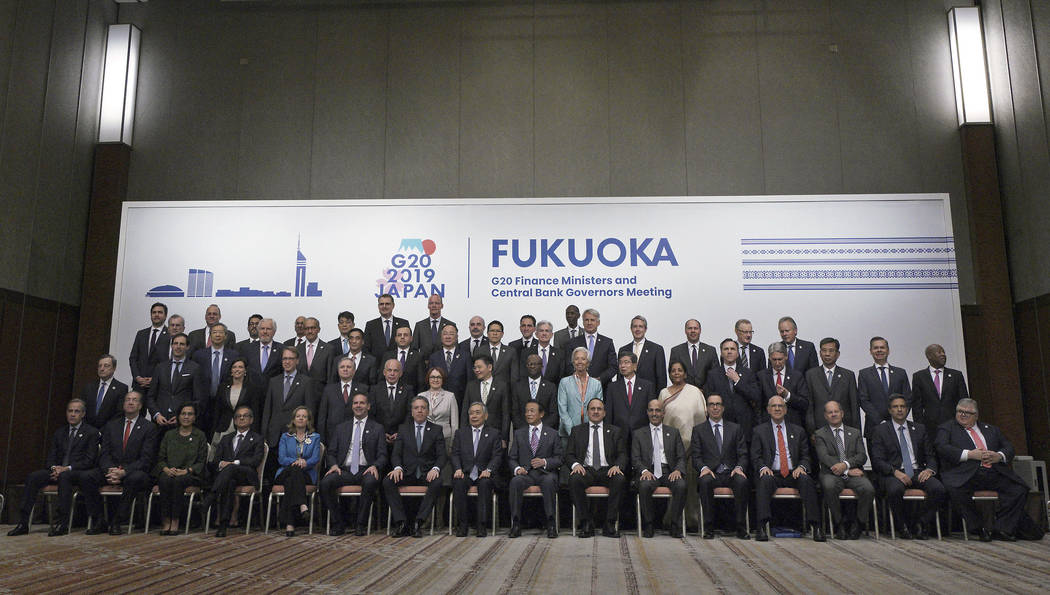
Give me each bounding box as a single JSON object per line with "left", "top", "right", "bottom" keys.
{"left": 234, "top": 414, "right": 253, "bottom": 419}
{"left": 956, "top": 410, "right": 977, "bottom": 415}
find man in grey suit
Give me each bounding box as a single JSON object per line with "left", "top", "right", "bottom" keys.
{"left": 261, "top": 347, "right": 319, "bottom": 448}
{"left": 804, "top": 338, "right": 859, "bottom": 431}
{"left": 188, "top": 304, "right": 236, "bottom": 354}
{"left": 668, "top": 319, "right": 719, "bottom": 389}
{"left": 857, "top": 336, "right": 911, "bottom": 438}
{"left": 812, "top": 401, "right": 874, "bottom": 539}
{"left": 633, "top": 399, "right": 686, "bottom": 538}
{"left": 552, "top": 304, "right": 582, "bottom": 348}
{"left": 777, "top": 316, "right": 819, "bottom": 373}
{"left": 508, "top": 401, "right": 562, "bottom": 538}
{"left": 411, "top": 293, "right": 453, "bottom": 358}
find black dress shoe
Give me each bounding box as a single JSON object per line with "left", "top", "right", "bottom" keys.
{"left": 215, "top": 526, "right": 227, "bottom": 538}
{"left": 455, "top": 525, "right": 469, "bottom": 537}
{"left": 835, "top": 526, "right": 849, "bottom": 540}
{"left": 669, "top": 527, "right": 683, "bottom": 539}
{"left": 412, "top": 519, "right": 424, "bottom": 538}
{"left": 476, "top": 525, "right": 487, "bottom": 538}
{"left": 812, "top": 526, "right": 826, "bottom": 542}
{"left": 702, "top": 530, "right": 715, "bottom": 539}
{"left": 979, "top": 528, "right": 993, "bottom": 542}
{"left": 995, "top": 530, "right": 1016, "bottom": 542}
{"left": 508, "top": 523, "right": 522, "bottom": 538}
{"left": 913, "top": 523, "right": 928, "bottom": 540}
{"left": 602, "top": 523, "right": 620, "bottom": 538}
{"left": 737, "top": 528, "right": 751, "bottom": 540}
{"left": 547, "top": 524, "right": 558, "bottom": 539}
{"left": 7, "top": 524, "right": 29, "bottom": 536}
{"left": 85, "top": 524, "right": 107, "bottom": 535}
{"left": 755, "top": 528, "right": 769, "bottom": 541}
{"left": 109, "top": 524, "right": 123, "bottom": 536}
{"left": 848, "top": 523, "right": 861, "bottom": 540}
{"left": 48, "top": 524, "right": 68, "bottom": 537}
{"left": 285, "top": 529, "right": 296, "bottom": 537}
{"left": 330, "top": 527, "right": 346, "bottom": 537}
{"left": 897, "top": 527, "right": 914, "bottom": 540}
{"left": 391, "top": 521, "right": 406, "bottom": 538}
{"left": 641, "top": 524, "right": 655, "bottom": 538}
{"left": 355, "top": 526, "right": 367, "bottom": 537}
{"left": 300, "top": 509, "right": 311, "bottom": 524}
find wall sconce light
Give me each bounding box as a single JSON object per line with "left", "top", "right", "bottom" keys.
{"left": 98, "top": 24, "right": 141, "bottom": 144}
{"left": 947, "top": 6, "right": 992, "bottom": 125}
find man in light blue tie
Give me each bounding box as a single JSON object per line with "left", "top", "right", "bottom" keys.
{"left": 857, "top": 336, "right": 912, "bottom": 440}
{"left": 451, "top": 402, "right": 504, "bottom": 537}
{"left": 320, "top": 393, "right": 386, "bottom": 536}
{"left": 82, "top": 354, "right": 129, "bottom": 430}
{"left": 383, "top": 397, "right": 446, "bottom": 538}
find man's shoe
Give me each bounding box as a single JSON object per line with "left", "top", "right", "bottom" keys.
{"left": 755, "top": 527, "right": 769, "bottom": 541}
{"left": 737, "top": 528, "right": 751, "bottom": 540}
{"left": 979, "top": 528, "right": 993, "bottom": 542}
{"left": 702, "top": 529, "right": 715, "bottom": 539}
{"left": 898, "top": 526, "right": 914, "bottom": 540}
{"left": 547, "top": 524, "right": 558, "bottom": 539}
{"left": 641, "top": 523, "right": 655, "bottom": 538}
{"left": 669, "top": 526, "right": 683, "bottom": 539}
{"left": 913, "top": 523, "right": 928, "bottom": 540}
{"left": 330, "top": 526, "right": 346, "bottom": 537}
{"left": 48, "top": 524, "right": 68, "bottom": 537}
{"left": 508, "top": 522, "right": 522, "bottom": 538}
{"left": 85, "top": 523, "right": 107, "bottom": 536}
{"left": 995, "top": 530, "right": 1016, "bottom": 542}
{"left": 834, "top": 525, "right": 849, "bottom": 540}
{"left": 215, "top": 526, "right": 227, "bottom": 538}
{"left": 455, "top": 525, "right": 469, "bottom": 537}
{"left": 391, "top": 521, "right": 405, "bottom": 538}
{"left": 848, "top": 522, "right": 862, "bottom": 540}
{"left": 476, "top": 525, "right": 487, "bottom": 538}
{"left": 812, "top": 526, "right": 826, "bottom": 542}
{"left": 412, "top": 519, "right": 424, "bottom": 538}
{"left": 7, "top": 524, "right": 29, "bottom": 536}
{"left": 578, "top": 521, "right": 593, "bottom": 538}
{"left": 602, "top": 523, "right": 620, "bottom": 538}
{"left": 355, "top": 526, "right": 367, "bottom": 537}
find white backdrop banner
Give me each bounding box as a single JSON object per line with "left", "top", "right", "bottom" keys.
{"left": 111, "top": 195, "right": 965, "bottom": 385}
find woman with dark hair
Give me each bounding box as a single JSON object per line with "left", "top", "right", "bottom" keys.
{"left": 211, "top": 357, "right": 263, "bottom": 447}
{"left": 153, "top": 402, "right": 208, "bottom": 535}
{"left": 274, "top": 406, "right": 321, "bottom": 537}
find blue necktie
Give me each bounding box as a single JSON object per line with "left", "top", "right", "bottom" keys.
{"left": 384, "top": 319, "right": 391, "bottom": 344}
{"left": 899, "top": 425, "right": 914, "bottom": 477}
{"left": 587, "top": 335, "right": 595, "bottom": 358}
{"left": 211, "top": 350, "right": 221, "bottom": 395}
{"left": 788, "top": 344, "right": 795, "bottom": 369}
{"left": 96, "top": 382, "right": 107, "bottom": 413}
{"left": 879, "top": 366, "right": 889, "bottom": 393}
{"left": 415, "top": 425, "right": 424, "bottom": 478}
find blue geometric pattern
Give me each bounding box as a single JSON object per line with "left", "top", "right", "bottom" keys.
{"left": 743, "top": 269, "right": 957, "bottom": 279}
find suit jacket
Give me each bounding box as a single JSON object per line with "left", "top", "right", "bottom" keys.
{"left": 461, "top": 378, "right": 510, "bottom": 442}
{"left": 327, "top": 335, "right": 352, "bottom": 357}
{"left": 518, "top": 343, "right": 566, "bottom": 383}
{"left": 668, "top": 341, "right": 719, "bottom": 388}
{"left": 565, "top": 421, "right": 628, "bottom": 471}
{"left": 511, "top": 376, "right": 558, "bottom": 431}
{"left": 805, "top": 366, "right": 859, "bottom": 431}
{"left": 99, "top": 415, "right": 158, "bottom": 474}
{"left": 557, "top": 375, "right": 603, "bottom": 437}
{"left": 129, "top": 325, "right": 167, "bottom": 382}
{"left": 333, "top": 352, "right": 378, "bottom": 387}
{"left": 316, "top": 380, "right": 371, "bottom": 442}
{"left": 214, "top": 428, "right": 265, "bottom": 472}
{"left": 869, "top": 419, "right": 937, "bottom": 477}
{"left": 44, "top": 423, "right": 100, "bottom": 470}
{"left": 382, "top": 346, "right": 427, "bottom": 393}
{"left": 509, "top": 423, "right": 562, "bottom": 473}
{"left": 451, "top": 424, "right": 504, "bottom": 477}
{"left": 618, "top": 340, "right": 667, "bottom": 389}
{"left": 912, "top": 367, "right": 969, "bottom": 432}
{"left": 604, "top": 375, "right": 655, "bottom": 435}
{"left": 690, "top": 419, "right": 748, "bottom": 474}
{"left": 756, "top": 367, "right": 810, "bottom": 428}
{"left": 858, "top": 364, "right": 911, "bottom": 434}
{"left": 392, "top": 420, "right": 447, "bottom": 477}
{"left": 325, "top": 417, "right": 387, "bottom": 472}
{"left": 564, "top": 333, "right": 617, "bottom": 385}
{"left": 233, "top": 338, "right": 258, "bottom": 356}
{"left": 283, "top": 336, "right": 305, "bottom": 348}
{"left": 412, "top": 317, "right": 455, "bottom": 357}
{"left": 363, "top": 316, "right": 409, "bottom": 357}
{"left": 703, "top": 366, "right": 760, "bottom": 429}
{"left": 552, "top": 326, "right": 584, "bottom": 349}
{"left": 783, "top": 339, "right": 819, "bottom": 373}
{"left": 188, "top": 326, "right": 237, "bottom": 354}
{"left": 631, "top": 424, "right": 687, "bottom": 477}
{"left": 935, "top": 420, "right": 1028, "bottom": 489}
{"left": 738, "top": 342, "right": 767, "bottom": 376}
{"left": 297, "top": 340, "right": 333, "bottom": 392}
{"left": 190, "top": 346, "right": 241, "bottom": 397}
{"left": 82, "top": 378, "right": 129, "bottom": 431}
{"left": 507, "top": 337, "right": 536, "bottom": 354}
{"left": 750, "top": 420, "right": 811, "bottom": 474}
{"left": 244, "top": 341, "right": 285, "bottom": 385}
{"left": 146, "top": 359, "right": 206, "bottom": 422}
{"left": 473, "top": 342, "right": 519, "bottom": 385}
{"left": 212, "top": 379, "right": 265, "bottom": 437}
{"left": 261, "top": 372, "right": 319, "bottom": 446}
{"left": 812, "top": 424, "right": 867, "bottom": 476}
{"left": 369, "top": 382, "right": 413, "bottom": 435}
{"left": 428, "top": 347, "right": 470, "bottom": 399}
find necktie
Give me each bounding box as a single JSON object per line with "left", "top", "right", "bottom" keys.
{"left": 473, "top": 339, "right": 480, "bottom": 352}
{"left": 899, "top": 425, "right": 914, "bottom": 476}
{"left": 776, "top": 424, "right": 789, "bottom": 477}
{"left": 587, "top": 335, "right": 595, "bottom": 358}
{"left": 96, "top": 382, "right": 107, "bottom": 413}
{"left": 431, "top": 320, "right": 439, "bottom": 343}
{"left": 63, "top": 427, "right": 75, "bottom": 466}
{"left": 123, "top": 419, "right": 133, "bottom": 450}
{"left": 481, "top": 381, "right": 490, "bottom": 404}
{"left": 261, "top": 344, "right": 270, "bottom": 369}
{"left": 342, "top": 383, "right": 349, "bottom": 404}
{"left": 691, "top": 344, "right": 698, "bottom": 370}
{"left": 627, "top": 379, "right": 633, "bottom": 406}
{"left": 530, "top": 380, "right": 537, "bottom": 399}
{"left": 206, "top": 327, "right": 212, "bottom": 348}
{"left": 350, "top": 421, "right": 362, "bottom": 474}
{"left": 212, "top": 350, "right": 221, "bottom": 395}
{"left": 826, "top": 369, "right": 833, "bottom": 388}
{"left": 399, "top": 349, "right": 406, "bottom": 368}
{"left": 788, "top": 344, "right": 795, "bottom": 369}
{"left": 233, "top": 433, "right": 243, "bottom": 453}
{"left": 933, "top": 369, "right": 942, "bottom": 396}
{"left": 307, "top": 343, "right": 314, "bottom": 369}
{"left": 835, "top": 428, "right": 846, "bottom": 464}
{"left": 714, "top": 423, "right": 723, "bottom": 453}
{"left": 741, "top": 347, "right": 748, "bottom": 369}
{"left": 470, "top": 428, "right": 480, "bottom": 480}
{"left": 283, "top": 374, "right": 293, "bottom": 401}
{"left": 446, "top": 350, "right": 453, "bottom": 368}
{"left": 776, "top": 371, "right": 783, "bottom": 387}
{"left": 570, "top": 328, "right": 576, "bottom": 339}
{"left": 172, "top": 360, "right": 181, "bottom": 384}
{"left": 634, "top": 342, "right": 642, "bottom": 358}
{"left": 388, "top": 385, "right": 396, "bottom": 403}
{"left": 297, "top": 337, "right": 304, "bottom": 347}
{"left": 491, "top": 345, "right": 498, "bottom": 364}
{"left": 879, "top": 366, "right": 889, "bottom": 393}
{"left": 591, "top": 424, "right": 601, "bottom": 468}
{"left": 384, "top": 319, "right": 391, "bottom": 344}
{"left": 541, "top": 348, "right": 548, "bottom": 374}
{"left": 726, "top": 367, "right": 735, "bottom": 393}
{"left": 530, "top": 427, "right": 539, "bottom": 455}
{"left": 967, "top": 427, "right": 992, "bottom": 468}
{"left": 149, "top": 328, "right": 159, "bottom": 355}
{"left": 416, "top": 424, "right": 424, "bottom": 452}
{"left": 652, "top": 427, "right": 663, "bottom": 478}
{"left": 342, "top": 338, "right": 349, "bottom": 354}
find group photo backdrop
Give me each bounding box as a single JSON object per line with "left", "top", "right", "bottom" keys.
{"left": 110, "top": 194, "right": 965, "bottom": 386}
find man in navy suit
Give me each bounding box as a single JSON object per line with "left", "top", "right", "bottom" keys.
{"left": 82, "top": 354, "right": 129, "bottom": 431}
{"left": 383, "top": 397, "right": 447, "bottom": 538}
{"left": 296, "top": 317, "right": 333, "bottom": 394}
{"left": 458, "top": 315, "right": 487, "bottom": 361}
{"left": 451, "top": 402, "right": 504, "bottom": 537}
{"left": 507, "top": 314, "right": 537, "bottom": 353}
{"left": 511, "top": 354, "right": 559, "bottom": 431}
{"left": 461, "top": 354, "right": 511, "bottom": 446}
{"left": 204, "top": 405, "right": 265, "bottom": 537}
{"left": 363, "top": 294, "right": 409, "bottom": 357}
{"left": 187, "top": 304, "right": 236, "bottom": 354}
{"left": 327, "top": 311, "right": 356, "bottom": 356}
{"left": 320, "top": 393, "right": 387, "bottom": 536}
{"left": 704, "top": 339, "right": 761, "bottom": 436}
{"left": 668, "top": 319, "right": 719, "bottom": 389}
{"left": 565, "top": 398, "right": 627, "bottom": 538}
{"left": 756, "top": 343, "right": 810, "bottom": 428}
{"left": 337, "top": 328, "right": 378, "bottom": 386}
{"left": 429, "top": 324, "right": 469, "bottom": 400}
{"left": 260, "top": 347, "right": 319, "bottom": 448}
{"left": 858, "top": 336, "right": 911, "bottom": 439}
{"left": 473, "top": 320, "right": 519, "bottom": 386}
{"left": 232, "top": 313, "right": 262, "bottom": 354}
{"left": 734, "top": 319, "right": 766, "bottom": 375}
{"left": 508, "top": 401, "right": 562, "bottom": 538}
{"left": 317, "top": 356, "right": 370, "bottom": 441}
{"left": 564, "top": 309, "right": 617, "bottom": 387}
{"left": 7, "top": 399, "right": 100, "bottom": 536}
{"left": 552, "top": 304, "right": 583, "bottom": 348}
{"left": 146, "top": 333, "right": 206, "bottom": 433}
{"left": 633, "top": 399, "right": 687, "bottom": 538}
{"left": 691, "top": 394, "right": 750, "bottom": 539}
{"left": 369, "top": 358, "right": 413, "bottom": 444}
{"left": 245, "top": 318, "right": 284, "bottom": 384}
{"left": 935, "top": 398, "right": 1031, "bottom": 541}
{"left": 605, "top": 352, "right": 655, "bottom": 443}
{"left": 411, "top": 293, "right": 454, "bottom": 358}
{"left": 190, "top": 323, "right": 239, "bottom": 430}
{"left": 382, "top": 325, "right": 427, "bottom": 394}
{"left": 777, "top": 316, "right": 819, "bottom": 374}
{"left": 804, "top": 338, "right": 859, "bottom": 431}
{"left": 618, "top": 315, "right": 667, "bottom": 389}
{"left": 869, "top": 395, "right": 945, "bottom": 540}
{"left": 519, "top": 320, "right": 565, "bottom": 383}
{"left": 912, "top": 344, "right": 969, "bottom": 432}
{"left": 128, "top": 302, "right": 168, "bottom": 392}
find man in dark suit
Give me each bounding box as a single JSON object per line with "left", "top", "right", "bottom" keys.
{"left": 82, "top": 354, "right": 129, "bottom": 430}
{"left": 451, "top": 401, "right": 504, "bottom": 537}
{"left": 382, "top": 324, "right": 426, "bottom": 394}
{"left": 7, "top": 399, "right": 100, "bottom": 536}
{"left": 563, "top": 309, "right": 616, "bottom": 387}
{"left": 187, "top": 304, "right": 237, "bottom": 353}
{"left": 565, "top": 398, "right": 627, "bottom": 538}
{"left": 128, "top": 302, "right": 168, "bottom": 392}
{"left": 411, "top": 293, "right": 454, "bottom": 358}
{"left": 804, "top": 338, "right": 859, "bottom": 431}
{"left": 146, "top": 333, "right": 206, "bottom": 433}
{"left": 203, "top": 405, "right": 264, "bottom": 537}
{"left": 458, "top": 315, "right": 487, "bottom": 361}
{"left": 190, "top": 323, "right": 239, "bottom": 430}
{"left": 777, "top": 316, "right": 819, "bottom": 373}
{"left": 319, "top": 393, "right": 387, "bottom": 536}
{"left": 461, "top": 354, "right": 511, "bottom": 446}
{"left": 82, "top": 391, "right": 158, "bottom": 535}
{"left": 260, "top": 347, "right": 319, "bottom": 448}
{"left": 668, "top": 319, "right": 719, "bottom": 389}
{"left": 283, "top": 315, "right": 307, "bottom": 347}
{"left": 152, "top": 314, "right": 183, "bottom": 365}
{"left": 633, "top": 399, "right": 687, "bottom": 538}
{"left": 363, "top": 293, "right": 408, "bottom": 357}
{"left": 317, "top": 356, "right": 370, "bottom": 442}
{"left": 619, "top": 315, "right": 667, "bottom": 389}
{"left": 869, "top": 395, "right": 945, "bottom": 539}
{"left": 511, "top": 354, "right": 559, "bottom": 431}
{"left": 244, "top": 318, "right": 284, "bottom": 384}
{"left": 812, "top": 401, "right": 875, "bottom": 539}
{"left": 382, "top": 397, "right": 447, "bottom": 537}
{"left": 508, "top": 401, "right": 562, "bottom": 538}
{"left": 338, "top": 328, "right": 378, "bottom": 387}
{"left": 520, "top": 320, "right": 565, "bottom": 383}
{"left": 429, "top": 324, "right": 470, "bottom": 401}
{"left": 232, "top": 313, "right": 262, "bottom": 354}
{"left": 327, "top": 311, "right": 356, "bottom": 356}
{"left": 552, "top": 304, "right": 582, "bottom": 348}
{"left": 369, "top": 358, "right": 412, "bottom": 444}
{"left": 604, "top": 352, "right": 655, "bottom": 443}
{"left": 858, "top": 336, "right": 912, "bottom": 439}
{"left": 935, "top": 398, "right": 1031, "bottom": 541}
{"left": 912, "top": 343, "right": 969, "bottom": 432}
{"left": 751, "top": 395, "right": 824, "bottom": 542}
{"left": 756, "top": 342, "right": 810, "bottom": 428}
{"left": 507, "top": 314, "right": 537, "bottom": 353}
{"left": 691, "top": 394, "right": 750, "bottom": 539}
{"left": 704, "top": 339, "right": 761, "bottom": 436}
{"left": 473, "top": 320, "right": 519, "bottom": 385}
{"left": 297, "top": 317, "right": 333, "bottom": 394}
{"left": 734, "top": 319, "right": 766, "bottom": 375}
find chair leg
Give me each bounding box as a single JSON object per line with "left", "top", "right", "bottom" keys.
{"left": 935, "top": 512, "right": 942, "bottom": 540}
{"left": 492, "top": 494, "right": 497, "bottom": 536}
{"left": 636, "top": 496, "right": 641, "bottom": 536}
{"left": 28, "top": 503, "right": 37, "bottom": 533}
{"left": 961, "top": 515, "right": 968, "bottom": 541}
{"left": 430, "top": 505, "right": 435, "bottom": 536}
{"left": 386, "top": 506, "right": 392, "bottom": 536}
{"left": 185, "top": 492, "right": 195, "bottom": 535}
{"left": 308, "top": 493, "right": 315, "bottom": 535}
{"left": 145, "top": 492, "right": 155, "bottom": 534}
{"left": 68, "top": 492, "right": 78, "bottom": 535}
{"left": 128, "top": 498, "right": 137, "bottom": 535}
{"left": 872, "top": 499, "right": 879, "bottom": 540}
{"left": 265, "top": 493, "right": 275, "bottom": 534}
{"left": 205, "top": 505, "right": 212, "bottom": 533}
{"left": 447, "top": 493, "right": 453, "bottom": 536}
{"left": 246, "top": 494, "right": 255, "bottom": 535}
{"left": 572, "top": 503, "right": 576, "bottom": 537}
{"left": 888, "top": 505, "right": 896, "bottom": 539}
{"left": 367, "top": 501, "right": 373, "bottom": 536}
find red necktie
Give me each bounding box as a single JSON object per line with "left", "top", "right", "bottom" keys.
{"left": 967, "top": 427, "right": 992, "bottom": 468}
{"left": 776, "top": 371, "right": 783, "bottom": 387}
{"left": 123, "top": 419, "right": 133, "bottom": 450}
{"left": 627, "top": 379, "right": 633, "bottom": 406}
{"left": 776, "top": 424, "right": 789, "bottom": 477}
{"left": 342, "top": 383, "right": 349, "bottom": 405}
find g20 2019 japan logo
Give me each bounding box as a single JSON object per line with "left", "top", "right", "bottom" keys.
{"left": 375, "top": 238, "right": 445, "bottom": 299}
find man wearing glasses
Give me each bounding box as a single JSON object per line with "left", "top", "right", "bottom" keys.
{"left": 934, "top": 398, "right": 1031, "bottom": 542}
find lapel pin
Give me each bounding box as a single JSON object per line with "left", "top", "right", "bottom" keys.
{"left": 790, "top": 434, "right": 795, "bottom": 439}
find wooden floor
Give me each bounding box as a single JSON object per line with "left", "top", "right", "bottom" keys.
{"left": 0, "top": 525, "right": 1047, "bottom": 594}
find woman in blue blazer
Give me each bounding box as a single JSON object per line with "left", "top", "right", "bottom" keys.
{"left": 557, "top": 346, "right": 603, "bottom": 439}
{"left": 274, "top": 406, "right": 321, "bottom": 536}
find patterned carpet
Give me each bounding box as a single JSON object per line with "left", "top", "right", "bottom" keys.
{"left": 0, "top": 526, "right": 1047, "bottom": 594}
